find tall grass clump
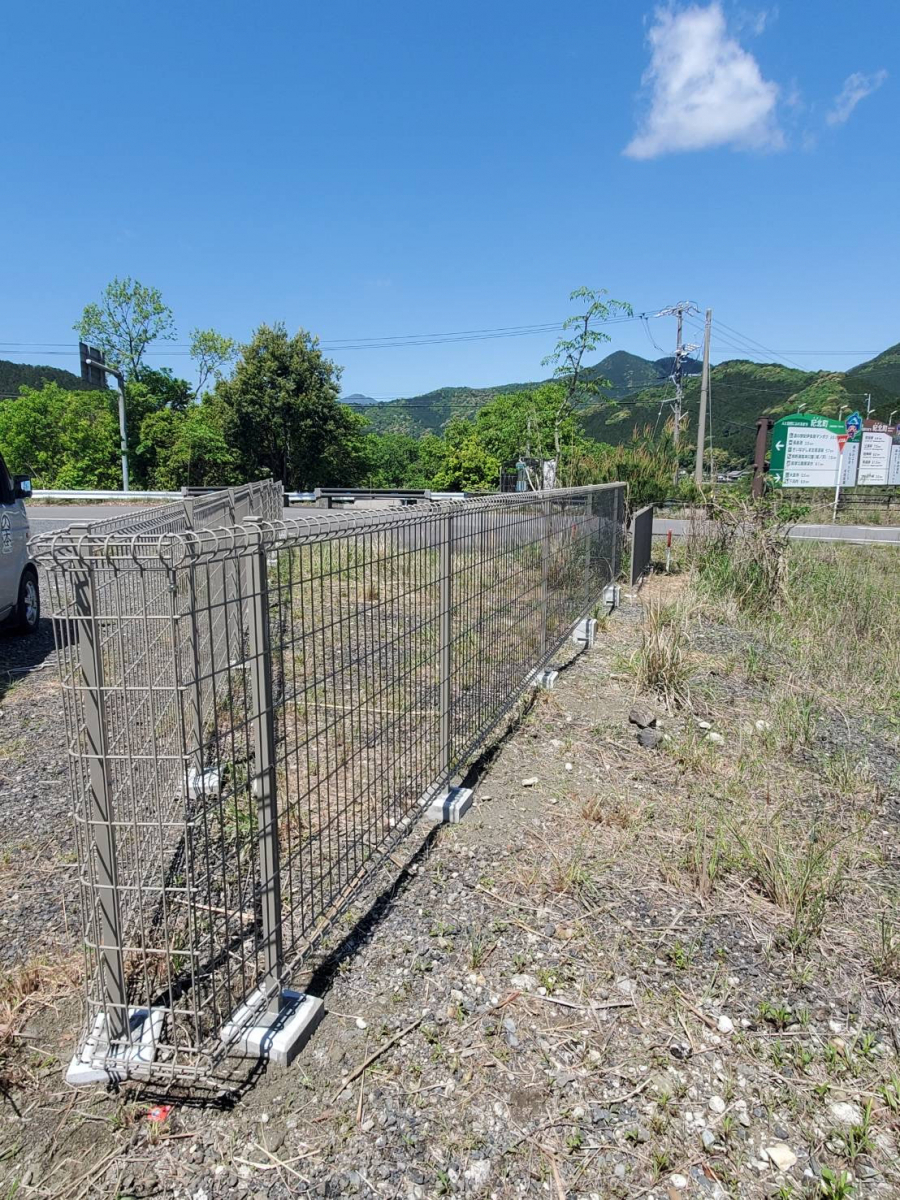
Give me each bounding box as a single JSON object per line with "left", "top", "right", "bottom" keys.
{"left": 631, "top": 600, "right": 691, "bottom": 710}
{"left": 686, "top": 494, "right": 804, "bottom": 615}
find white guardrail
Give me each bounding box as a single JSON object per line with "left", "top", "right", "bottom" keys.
{"left": 31, "top": 489, "right": 462, "bottom": 505}
{"left": 31, "top": 489, "right": 317, "bottom": 504}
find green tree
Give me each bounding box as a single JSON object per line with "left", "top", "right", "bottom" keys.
{"left": 124, "top": 367, "right": 196, "bottom": 485}
{"left": 537, "top": 287, "right": 633, "bottom": 483}
{"left": 74, "top": 277, "right": 177, "bottom": 379}
{"left": 190, "top": 328, "right": 237, "bottom": 396}
{"left": 429, "top": 418, "right": 500, "bottom": 491}
{"left": 472, "top": 383, "right": 590, "bottom": 485}
{"left": 365, "top": 431, "right": 427, "bottom": 488}
{"left": 0, "top": 384, "right": 120, "bottom": 488}
{"left": 216, "top": 323, "right": 369, "bottom": 489}
{"left": 138, "top": 397, "right": 238, "bottom": 489}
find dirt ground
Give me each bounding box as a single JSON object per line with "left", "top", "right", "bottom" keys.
{"left": 1, "top": 558, "right": 899, "bottom": 1200}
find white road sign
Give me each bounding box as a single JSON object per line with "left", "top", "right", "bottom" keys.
{"left": 857, "top": 429, "right": 893, "bottom": 486}
{"left": 889, "top": 441, "right": 900, "bottom": 487}
{"left": 840, "top": 439, "right": 860, "bottom": 486}
{"left": 782, "top": 426, "right": 841, "bottom": 488}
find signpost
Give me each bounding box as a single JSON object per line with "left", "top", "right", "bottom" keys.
{"left": 857, "top": 420, "right": 894, "bottom": 486}
{"left": 889, "top": 428, "right": 900, "bottom": 487}
{"left": 768, "top": 413, "right": 846, "bottom": 488}
{"left": 767, "top": 411, "right": 900, "bottom": 507}
{"left": 833, "top": 434, "right": 849, "bottom": 523}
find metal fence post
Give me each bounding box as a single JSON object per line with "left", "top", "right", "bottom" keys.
{"left": 248, "top": 544, "right": 284, "bottom": 1013}
{"left": 180, "top": 497, "right": 206, "bottom": 774}
{"left": 584, "top": 489, "right": 594, "bottom": 609}
{"left": 439, "top": 510, "right": 453, "bottom": 782}
{"left": 73, "top": 569, "right": 128, "bottom": 1044}
{"left": 539, "top": 494, "right": 551, "bottom": 660}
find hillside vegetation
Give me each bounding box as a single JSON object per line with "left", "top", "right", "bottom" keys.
{"left": 847, "top": 340, "right": 900, "bottom": 395}
{"left": 365, "top": 350, "right": 700, "bottom": 436}
{"left": 0, "top": 358, "right": 89, "bottom": 396}
{"left": 367, "top": 345, "right": 900, "bottom": 464}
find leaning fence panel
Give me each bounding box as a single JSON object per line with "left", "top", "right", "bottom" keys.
{"left": 629, "top": 504, "right": 655, "bottom": 588}
{"left": 32, "top": 482, "right": 625, "bottom": 1085}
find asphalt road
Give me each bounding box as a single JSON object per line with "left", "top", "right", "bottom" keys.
{"left": 653, "top": 517, "right": 900, "bottom": 546}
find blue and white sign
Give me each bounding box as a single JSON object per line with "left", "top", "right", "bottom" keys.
{"left": 845, "top": 411, "right": 862, "bottom": 436}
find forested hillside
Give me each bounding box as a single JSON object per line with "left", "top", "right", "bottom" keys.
{"left": 0, "top": 358, "right": 90, "bottom": 396}
{"left": 367, "top": 345, "right": 900, "bottom": 465}
{"left": 364, "top": 350, "right": 700, "bottom": 436}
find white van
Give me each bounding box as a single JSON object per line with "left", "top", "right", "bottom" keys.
{"left": 0, "top": 451, "right": 39, "bottom": 634}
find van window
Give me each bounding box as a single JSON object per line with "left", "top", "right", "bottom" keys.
{"left": 0, "top": 454, "right": 12, "bottom": 505}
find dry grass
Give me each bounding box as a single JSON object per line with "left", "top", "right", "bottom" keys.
{"left": 629, "top": 599, "right": 692, "bottom": 711}
{"left": 0, "top": 955, "right": 80, "bottom": 1089}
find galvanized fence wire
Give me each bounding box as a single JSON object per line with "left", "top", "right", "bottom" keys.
{"left": 32, "top": 483, "right": 625, "bottom": 1084}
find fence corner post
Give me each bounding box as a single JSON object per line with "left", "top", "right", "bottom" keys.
{"left": 438, "top": 509, "right": 453, "bottom": 783}
{"left": 247, "top": 544, "right": 284, "bottom": 1015}
{"left": 72, "top": 568, "right": 128, "bottom": 1046}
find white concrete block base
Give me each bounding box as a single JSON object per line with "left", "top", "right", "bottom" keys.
{"left": 571, "top": 617, "right": 597, "bottom": 648}
{"left": 221, "top": 988, "right": 324, "bottom": 1066}
{"left": 602, "top": 583, "right": 621, "bottom": 610}
{"left": 185, "top": 765, "right": 222, "bottom": 800}
{"left": 424, "top": 785, "right": 474, "bottom": 824}
{"left": 529, "top": 668, "right": 558, "bottom": 690}
{"left": 66, "top": 1006, "right": 165, "bottom": 1086}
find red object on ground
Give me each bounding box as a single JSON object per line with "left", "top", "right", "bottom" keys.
{"left": 146, "top": 1104, "right": 172, "bottom": 1123}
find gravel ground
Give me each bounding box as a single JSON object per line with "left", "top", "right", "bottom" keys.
{"left": 1, "top": 572, "right": 899, "bottom": 1199}
{"left": 0, "top": 571, "right": 76, "bottom": 968}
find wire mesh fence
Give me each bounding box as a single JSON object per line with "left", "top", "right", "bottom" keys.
{"left": 31, "top": 482, "right": 625, "bottom": 1086}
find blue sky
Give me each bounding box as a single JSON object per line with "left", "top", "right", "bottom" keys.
{"left": 2, "top": 1, "right": 897, "bottom": 400}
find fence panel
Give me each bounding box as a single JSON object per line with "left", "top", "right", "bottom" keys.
{"left": 629, "top": 504, "right": 655, "bottom": 587}
{"left": 32, "top": 483, "right": 625, "bottom": 1085}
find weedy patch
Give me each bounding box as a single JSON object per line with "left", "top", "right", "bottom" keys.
{"left": 732, "top": 815, "right": 861, "bottom": 949}
{"left": 629, "top": 599, "right": 692, "bottom": 711}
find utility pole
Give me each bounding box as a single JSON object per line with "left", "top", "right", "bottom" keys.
{"left": 673, "top": 306, "right": 684, "bottom": 453}
{"left": 865, "top": 393, "right": 873, "bottom": 417}
{"left": 80, "top": 342, "right": 129, "bottom": 491}
{"left": 694, "top": 308, "right": 712, "bottom": 487}
{"left": 657, "top": 302, "right": 700, "bottom": 481}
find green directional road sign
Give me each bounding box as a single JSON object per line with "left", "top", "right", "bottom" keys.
{"left": 768, "top": 412, "right": 846, "bottom": 488}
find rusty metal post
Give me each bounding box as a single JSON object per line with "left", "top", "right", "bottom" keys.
{"left": 752, "top": 418, "right": 773, "bottom": 499}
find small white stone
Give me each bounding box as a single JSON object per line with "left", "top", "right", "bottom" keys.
{"left": 510, "top": 974, "right": 537, "bottom": 991}
{"left": 521, "top": 777, "right": 538, "bottom": 787}
{"left": 565, "top": 762, "right": 573, "bottom": 771}
{"left": 355, "top": 1017, "right": 368, "bottom": 1029}
{"left": 669, "top": 1174, "right": 689, "bottom": 1190}
{"left": 697, "top": 720, "right": 712, "bottom": 730}
{"left": 829, "top": 1101, "right": 863, "bottom": 1126}
{"left": 755, "top": 719, "right": 771, "bottom": 731}
{"left": 708, "top": 1095, "right": 726, "bottom": 1115}
{"left": 706, "top": 731, "right": 725, "bottom": 744}
{"left": 765, "top": 1144, "right": 798, "bottom": 1171}
{"left": 717, "top": 1015, "right": 735, "bottom": 1034}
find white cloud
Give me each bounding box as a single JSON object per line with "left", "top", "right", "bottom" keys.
{"left": 826, "top": 70, "right": 888, "bottom": 126}
{"left": 625, "top": 3, "right": 783, "bottom": 160}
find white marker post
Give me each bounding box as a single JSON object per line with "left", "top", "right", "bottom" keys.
{"left": 832, "top": 433, "right": 848, "bottom": 524}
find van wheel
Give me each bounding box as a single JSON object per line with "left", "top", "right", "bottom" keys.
{"left": 13, "top": 568, "right": 40, "bottom": 634}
